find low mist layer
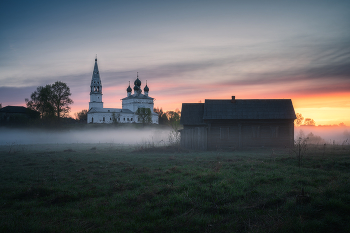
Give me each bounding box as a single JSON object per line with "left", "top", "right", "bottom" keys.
{"left": 0, "top": 127, "right": 172, "bottom": 145}
{"left": 295, "top": 126, "right": 350, "bottom": 144}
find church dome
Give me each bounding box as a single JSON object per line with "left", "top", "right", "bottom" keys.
{"left": 126, "top": 85, "right": 132, "bottom": 92}
{"left": 134, "top": 77, "right": 141, "bottom": 87}
{"left": 144, "top": 84, "right": 149, "bottom": 92}
{"left": 133, "top": 85, "right": 140, "bottom": 91}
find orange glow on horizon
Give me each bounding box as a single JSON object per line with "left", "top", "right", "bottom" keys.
{"left": 69, "top": 90, "right": 350, "bottom": 126}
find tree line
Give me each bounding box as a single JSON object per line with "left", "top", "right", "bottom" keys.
{"left": 295, "top": 113, "right": 346, "bottom": 127}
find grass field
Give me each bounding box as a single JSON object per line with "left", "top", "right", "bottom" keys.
{"left": 1, "top": 143, "right": 349, "bottom": 232}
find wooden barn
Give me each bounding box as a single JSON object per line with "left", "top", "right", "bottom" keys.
{"left": 180, "top": 96, "right": 296, "bottom": 150}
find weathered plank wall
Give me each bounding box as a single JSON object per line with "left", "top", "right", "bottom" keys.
{"left": 180, "top": 126, "right": 207, "bottom": 150}
{"left": 181, "top": 120, "right": 294, "bottom": 150}
{"left": 206, "top": 119, "right": 294, "bottom": 149}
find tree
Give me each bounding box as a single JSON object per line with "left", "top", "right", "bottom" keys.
{"left": 136, "top": 108, "right": 152, "bottom": 124}
{"left": 26, "top": 85, "right": 55, "bottom": 119}
{"left": 166, "top": 109, "right": 181, "bottom": 130}
{"left": 25, "top": 81, "right": 73, "bottom": 119}
{"left": 294, "top": 113, "right": 304, "bottom": 126}
{"left": 75, "top": 109, "right": 88, "bottom": 122}
{"left": 166, "top": 109, "right": 181, "bottom": 145}
{"left": 154, "top": 107, "right": 168, "bottom": 125}
{"left": 111, "top": 112, "right": 120, "bottom": 125}
{"left": 303, "top": 118, "right": 316, "bottom": 126}
{"left": 50, "top": 81, "right": 73, "bottom": 119}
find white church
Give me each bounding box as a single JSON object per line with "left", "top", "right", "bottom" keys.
{"left": 87, "top": 58, "right": 159, "bottom": 124}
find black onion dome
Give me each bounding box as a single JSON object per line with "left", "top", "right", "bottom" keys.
{"left": 127, "top": 85, "right": 132, "bottom": 92}
{"left": 134, "top": 78, "right": 141, "bottom": 87}
{"left": 144, "top": 84, "right": 149, "bottom": 92}
{"left": 133, "top": 85, "right": 140, "bottom": 91}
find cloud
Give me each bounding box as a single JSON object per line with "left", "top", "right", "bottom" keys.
{"left": 0, "top": 86, "right": 37, "bottom": 106}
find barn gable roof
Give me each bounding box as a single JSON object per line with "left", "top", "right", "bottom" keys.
{"left": 180, "top": 103, "right": 205, "bottom": 125}
{"left": 203, "top": 99, "right": 296, "bottom": 120}
{"left": 181, "top": 98, "right": 296, "bottom": 125}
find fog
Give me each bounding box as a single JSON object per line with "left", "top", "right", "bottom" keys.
{"left": 0, "top": 127, "right": 173, "bottom": 146}
{"left": 295, "top": 126, "right": 350, "bottom": 144}
{"left": 1, "top": 126, "right": 349, "bottom": 146}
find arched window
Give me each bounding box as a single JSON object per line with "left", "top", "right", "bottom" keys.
{"left": 103, "top": 117, "right": 105, "bottom": 122}
{"left": 91, "top": 117, "right": 94, "bottom": 123}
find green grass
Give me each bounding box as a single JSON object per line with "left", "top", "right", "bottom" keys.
{"left": 0, "top": 143, "right": 349, "bottom": 232}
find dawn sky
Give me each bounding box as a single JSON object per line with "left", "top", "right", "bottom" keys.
{"left": 1, "top": 0, "right": 349, "bottom": 125}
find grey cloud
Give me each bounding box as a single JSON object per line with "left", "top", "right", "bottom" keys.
{"left": 0, "top": 86, "right": 37, "bottom": 106}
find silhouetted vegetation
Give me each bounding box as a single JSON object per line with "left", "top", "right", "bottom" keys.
{"left": 154, "top": 107, "right": 181, "bottom": 128}
{"left": 136, "top": 107, "right": 152, "bottom": 124}
{"left": 25, "top": 81, "right": 73, "bottom": 120}
{"left": 74, "top": 109, "right": 87, "bottom": 122}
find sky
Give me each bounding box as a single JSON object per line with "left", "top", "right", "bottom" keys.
{"left": 1, "top": 0, "right": 349, "bottom": 125}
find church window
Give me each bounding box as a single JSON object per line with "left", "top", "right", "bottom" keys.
{"left": 110, "top": 118, "right": 111, "bottom": 120}
{"left": 131, "top": 118, "right": 133, "bottom": 121}
{"left": 108, "top": 110, "right": 110, "bottom": 112}
{"left": 103, "top": 117, "right": 105, "bottom": 122}
{"left": 123, "top": 118, "right": 125, "bottom": 121}
{"left": 118, "top": 118, "right": 120, "bottom": 121}
{"left": 91, "top": 117, "right": 94, "bottom": 123}
{"left": 127, "top": 118, "right": 129, "bottom": 121}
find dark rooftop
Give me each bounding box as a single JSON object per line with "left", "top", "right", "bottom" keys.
{"left": 181, "top": 98, "right": 296, "bottom": 124}
{"left": 204, "top": 99, "right": 296, "bottom": 120}
{"left": 180, "top": 103, "right": 205, "bottom": 125}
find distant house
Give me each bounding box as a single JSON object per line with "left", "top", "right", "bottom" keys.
{"left": 180, "top": 96, "right": 296, "bottom": 150}
{"left": 0, "top": 106, "right": 40, "bottom": 124}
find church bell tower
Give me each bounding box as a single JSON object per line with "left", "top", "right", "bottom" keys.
{"left": 89, "top": 57, "right": 103, "bottom": 109}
